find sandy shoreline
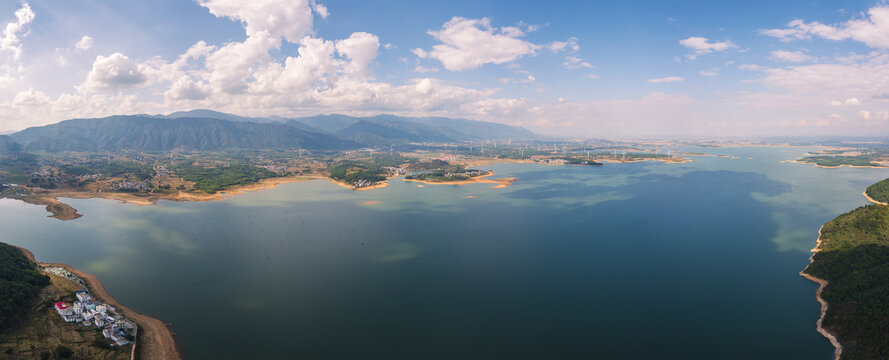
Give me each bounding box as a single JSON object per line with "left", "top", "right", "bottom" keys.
{"left": 863, "top": 191, "right": 889, "bottom": 206}
{"left": 327, "top": 178, "right": 391, "bottom": 191}
{"left": 45, "top": 174, "right": 325, "bottom": 207}
{"left": 13, "top": 246, "right": 181, "bottom": 360}
{"left": 799, "top": 226, "right": 843, "bottom": 360}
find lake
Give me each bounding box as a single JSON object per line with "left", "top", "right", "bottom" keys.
{"left": 2, "top": 146, "right": 887, "bottom": 359}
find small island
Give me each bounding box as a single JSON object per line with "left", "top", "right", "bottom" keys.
{"left": 801, "top": 181, "right": 889, "bottom": 360}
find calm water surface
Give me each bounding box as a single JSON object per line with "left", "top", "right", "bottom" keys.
{"left": 2, "top": 146, "right": 888, "bottom": 359}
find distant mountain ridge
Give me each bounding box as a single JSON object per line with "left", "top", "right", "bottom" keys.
{"left": 8, "top": 110, "right": 538, "bottom": 152}
{"left": 11, "top": 116, "right": 355, "bottom": 152}
{"left": 290, "top": 113, "right": 537, "bottom": 144}
{"left": 0, "top": 135, "right": 20, "bottom": 154}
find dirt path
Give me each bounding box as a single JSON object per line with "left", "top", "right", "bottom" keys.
{"left": 15, "top": 246, "right": 181, "bottom": 360}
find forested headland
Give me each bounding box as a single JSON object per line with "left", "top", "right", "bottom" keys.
{"left": 803, "top": 189, "right": 889, "bottom": 359}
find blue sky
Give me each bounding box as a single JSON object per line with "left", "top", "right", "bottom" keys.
{"left": 1, "top": 0, "right": 888, "bottom": 137}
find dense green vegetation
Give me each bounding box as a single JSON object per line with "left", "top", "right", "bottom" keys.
{"left": 805, "top": 204, "right": 889, "bottom": 359}
{"left": 865, "top": 178, "right": 889, "bottom": 203}
{"left": 326, "top": 155, "right": 416, "bottom": 186}
{"left": 0, "top": 153, "right": 38, "bottom": 184}
{"left": 0, "top": 242, "right": 50, "bottom": 331}
{"left": 60, "top": 160, "right": 155, "bottom": 181}
{"left": 328, "top": 161, "right": 387, "bottom": 185}
{"left": 798, "top": 155, "right": 883, "bottom": 167}
{"left": 54, "top": 345, "right": 74, "bottom": 358}
{"left": 175, "top": 165, "right": 277, "bottom": 193}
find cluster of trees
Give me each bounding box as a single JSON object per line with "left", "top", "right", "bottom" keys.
{"left": 799, "top": 155, "right": 882, "bottom": 167}
{"left": 0, "top": 152, "right": 39, "bottom": 184}
{"left": 175, "top": 164, "right": 277, "bottom": 193}
{"left": 805, "top": 204, "right": 889, "bottom": 359}
{"left": 558, "top": 157, "right": 604, "bottom": 166}
{"left": 328, "top": 161, "right": 387, "bottom": 185}
{"left": 865, "top": 178, "right": 889, "bottom": 203}
{"left": 0, "top": 242, "right": 50, "bottom": 331}
{"left": 406, "top": 159, "right": 449, "bottom": 171}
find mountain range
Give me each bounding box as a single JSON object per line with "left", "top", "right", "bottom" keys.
{"left": 0, "top": 135, "right": 20, "bottom": 154}
{"left": 7, "top": 110, "right": 537, "bottom": 152}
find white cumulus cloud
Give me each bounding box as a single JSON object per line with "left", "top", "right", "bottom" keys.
{"left": 0, "top": 3, "right": 34, "bottom": 61}
{"left": 679, "top": 36, "right": 736, "bottom": 59}
{"left": 770, "top": 50, "right": 814, "bottom": 63}
{"left": 760, "top": 6, "right": 889, "bottom": 49}
{"left": 648, "top": 76, "right": 684, "bottom": 83}
{"left": 830, "top": 98, "right": 861, "bottom": 106}
{"left": 13, "top": 88, "right": 49, "bottom": 106}
{"left": 563, "top": 56, "right": 593, "bottom": 69}
{"left": 414, "top": 17, "right": 541, "bottom": 71}
{"left": 80, "top": 53, "right": 149, "bottom": 92}
{"left": 197, "top": 0, "right": 323, "bottom": 43}
{"left": 75, "top": 36, "right": 93, "bottom": 51}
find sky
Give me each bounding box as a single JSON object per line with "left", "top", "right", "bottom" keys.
{"left": 1, "top": 0, "right": 889, "bottom": 137}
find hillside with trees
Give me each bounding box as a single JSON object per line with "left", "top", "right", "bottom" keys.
{"left": 11, "top": 116, "right": 357, "bottom": 152}
{"left": 865, "top": 178, "right": 889, "bottom": 203}
{"left": 0, "top": 243, "right": 49, "bottom": 331}
{"left": 804, "top": 203, "right": 889, "bottom": 360}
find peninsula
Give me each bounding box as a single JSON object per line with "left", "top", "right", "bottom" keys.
{"left": 801, "top": 181, "right": 889, "bottom": 360}
{"left": 0, "top": 243, "right": 180, "bottom": 360}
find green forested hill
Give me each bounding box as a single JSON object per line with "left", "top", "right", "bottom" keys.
{"left": 335, "top": 120, "right": 456, "bottom": 145}
{"left": 804, "top": 204, "right": 889, "bottom": 360}
{"left": 0, "top": 243, "right": 49, "bottom": 330}
{"left": 10, "top": 116, "right": 357, "bottom": 152}
{"left": 865, "top": 178, "right": 889, "bottom": 203}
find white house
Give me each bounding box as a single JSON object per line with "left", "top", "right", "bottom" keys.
{"left": 76, "top": 291, "right": 93, "bottom": 303}
{"left": 72, "top": 302, "right": 84, "bottom": 315}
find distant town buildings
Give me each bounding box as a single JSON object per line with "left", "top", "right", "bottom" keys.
{"left": 382, "top": 166, "right": 408, "bottom": 175}
{"left": 261, "top": 164, "right": 287, "bottom": 172}
{"left": 110, "top": 180, "right": 151, "bottom": 192}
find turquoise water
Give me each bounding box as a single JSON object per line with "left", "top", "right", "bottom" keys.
{"left": 2, "top": 146, "right": 887, "bottom": 359}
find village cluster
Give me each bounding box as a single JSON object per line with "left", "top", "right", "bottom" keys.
{"left": 45, "top": 267, "right": 137, "bottom": 347}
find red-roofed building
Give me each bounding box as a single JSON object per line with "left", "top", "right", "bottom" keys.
{"left": 55, "top": 302, "right": 72, "bottom": 316}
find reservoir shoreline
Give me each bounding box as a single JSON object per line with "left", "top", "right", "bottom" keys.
{"left": 863, "top": 191, "right": 888, "bottom": 206}
{"left": 799, "top": 226, "right": 843, "bottom": 360}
